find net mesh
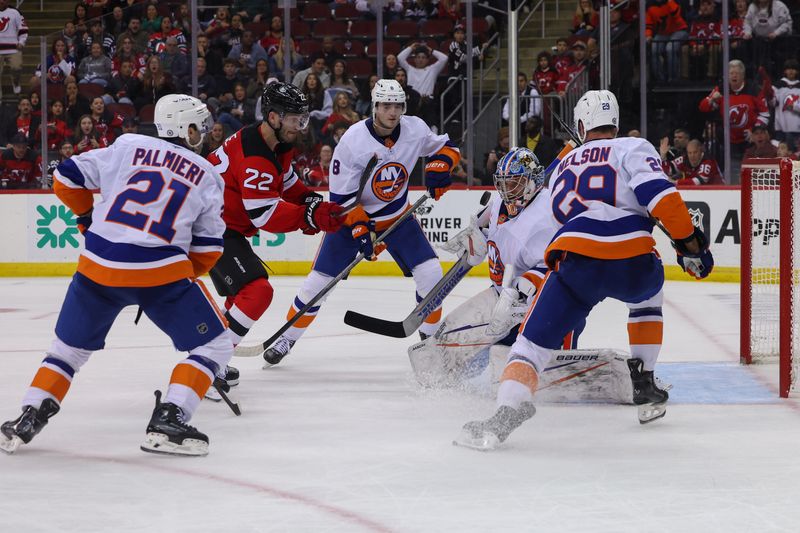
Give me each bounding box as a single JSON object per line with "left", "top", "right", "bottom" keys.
{"left": 746, "top": 161, "right": 799, "bottom": 393}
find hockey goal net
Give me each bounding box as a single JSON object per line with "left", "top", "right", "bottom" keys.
{"left": 741, "top": 158, "right": 800, "bottom": 397}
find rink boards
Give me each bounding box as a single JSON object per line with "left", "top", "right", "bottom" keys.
{"left": 0, "top": 187, "right": 742, "bottom": 282}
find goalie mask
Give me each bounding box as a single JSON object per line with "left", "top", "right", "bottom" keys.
{"left": 493, "top": 148, "right": 545, "bottom": 216}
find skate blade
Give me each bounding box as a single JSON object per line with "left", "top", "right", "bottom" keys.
{"left": 140, "top": 433, "right": 208, "bottom": 457}
{"left": 452, "top": 429, "right": 500, "bottom": 451}
{"left": 0, "top": 435, "right": 23, "bottom": 455}
{"left": 638, "top": 402, "right": 667, "bottom": 424}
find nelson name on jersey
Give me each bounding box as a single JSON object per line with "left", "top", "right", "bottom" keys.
{"left": 557, "top": 145, "right": 611, "bottom": 174}
{"left": 131, "top": 147, "right": 207, "bottom": 185}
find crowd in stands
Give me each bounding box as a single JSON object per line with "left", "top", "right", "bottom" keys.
{"left": 1, "top": 0, "right": 799, "bottom": 190}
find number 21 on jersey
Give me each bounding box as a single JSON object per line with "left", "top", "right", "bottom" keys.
{"left": 551, "top": 164, "right": 617, "bottom": 224}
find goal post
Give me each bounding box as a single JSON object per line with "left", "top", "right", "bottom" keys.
{"left": 740, "top": 158, "right": 799, "bottom": 398}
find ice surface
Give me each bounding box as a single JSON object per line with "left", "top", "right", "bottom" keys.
{"left": 1, "top": 277, "right": 799, "bottom": 532}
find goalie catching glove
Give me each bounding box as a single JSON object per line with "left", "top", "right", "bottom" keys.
{"left": 673, "top": 226, "right": 714, "bottom": 280}
{"left": 439, "top": 215, "right": 488, "bottom": 266}
{"left": 485, "top": 275, "right": 537, "bottom": 336}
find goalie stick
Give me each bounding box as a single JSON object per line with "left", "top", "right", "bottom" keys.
{"left": 234, "top": 193, "right": 432, "bottom": 357}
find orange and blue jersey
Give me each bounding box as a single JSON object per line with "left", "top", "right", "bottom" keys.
{"left": 546, "top": 136, "right": 694, "bottom": 261}
{"left": 53, "top": 134, "right": 226, "bottom": 287}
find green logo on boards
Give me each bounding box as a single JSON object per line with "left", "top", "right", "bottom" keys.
{"left": 35, "top": 204, "right": 80, "bottom": 249}
{"left": 251, "top": 232, "right": 285, "bottom": 247}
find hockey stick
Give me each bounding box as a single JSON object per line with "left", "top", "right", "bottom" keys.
{"left": 234, "top": 193, "right": 432, "bottom": 357}
{"left": 211, "top": 378, "right": 242, "bottom": 416}
{"left": 343, "top": 251, "right": 473, "bottom": 338}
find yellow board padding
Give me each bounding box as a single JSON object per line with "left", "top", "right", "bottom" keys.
{"left": 1, "top": 261, "right": 740, "bottom": 283}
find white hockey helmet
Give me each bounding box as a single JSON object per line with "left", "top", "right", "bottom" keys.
{"left": 371, "top": 79, "right": 406, "bottom": 120}
{"left": 573, "top": 90, "right": 619, "bottom": 142}
{"left": 154, "top": 94, "right": 214, "bottom": 148}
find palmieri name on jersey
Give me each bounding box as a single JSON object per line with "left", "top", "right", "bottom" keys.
{"left": 130, "top": 147, "right": 207, "bottom": 185}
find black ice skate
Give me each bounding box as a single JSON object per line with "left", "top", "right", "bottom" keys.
{"left": 204, "top": 365, "right": 239, "bottom": 401}
{"left": 628, "top": 358, "right": 671, "bottom": 424}
{"left": 262, "top": 336, "right": 295, "bottom": 368}
{"left": 141, "top": 390, "right": 209, "bottom": 456}
{"left": 453, "top": 402, "right": 537, "bottom": 451}
{"left": 0, "top": 399, "right": 60, "bottom": 454}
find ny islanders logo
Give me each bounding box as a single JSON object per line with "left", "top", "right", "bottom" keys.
{"left": 487, "top": 241, "right": 504, "bottom": 286}
{"left": 371, "top": 162, "right": 408, "bottom": 202}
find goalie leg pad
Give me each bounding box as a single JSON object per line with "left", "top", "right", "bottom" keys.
{"left": 209, "top": 231, "right": 269, "bottom": 297}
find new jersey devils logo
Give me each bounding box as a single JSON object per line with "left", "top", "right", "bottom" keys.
{"left": 371, "top": 162, "right": 408, "bottom": 202}
{"left": 729, "top": 104, "right": 750, "bottom": 129}
{"left": 0, "top": 18, "right": 10, "bottom": 33}
{"left": 487, "top": 241, "right": 504, "bottom": 286}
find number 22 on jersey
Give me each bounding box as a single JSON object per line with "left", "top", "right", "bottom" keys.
{"left": 106, "top": 170, "right": 190, "bottom": 243}
{"left": 551, "top": 164, "right": 617, "bottom": 224}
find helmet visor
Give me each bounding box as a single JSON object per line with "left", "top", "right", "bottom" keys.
{"left": 493, "top": 172, "right": 529, "bottom": 205}
{"left": 282, "top": 112, "right": 310, "bottom": 130}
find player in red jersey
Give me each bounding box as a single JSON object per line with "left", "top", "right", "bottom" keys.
{"left": 206, "top": 82, "right": 345, "bottom": 386}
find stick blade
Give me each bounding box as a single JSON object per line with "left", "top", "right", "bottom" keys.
{"left": 233, "top": 343, "right": 267, "bottom": 358}
{"left": 343, "top": 310, "right": 415, "bottom": 338}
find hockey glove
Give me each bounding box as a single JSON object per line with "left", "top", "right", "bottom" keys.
{"left": 304, "top": 197, "right": 345, "bottom": 234}
{"left": 439, "top": 215, "right": 488, "bottom": 266}
{"left": 75, "top": 209, "right": 93, "bottom": 234}
{"left": 424, "top": 158, "right": 453, "bottom": 201}
{"left": 674, "top": 226, "right": 714, "bottom": 280}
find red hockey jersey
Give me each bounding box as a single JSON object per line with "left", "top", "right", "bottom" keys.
{"left": 674, "top": 157, "right": 724, "bottom": 185}
{"left": 206, "top": 124, "right": 313, "bottom": 237}
{"left": 534, "top": 68, "right": 559, "bottom": 95}
{"left": 699, "top": 81, "right": 769, "bottom": 144}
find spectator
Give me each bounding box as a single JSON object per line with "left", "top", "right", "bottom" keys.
{"left": 44, "top": 140, "right": 74, "bottom": 189}
{"left": 259, "top": 15, "right": 284, "bottom": 56}
{"left": 322, "top": 92, "right": 360, "bottom": 137}
{"left": 81, "top": 18, "right": 115, "bottom": 60}
{"left": 329, "top": 120, "right": 351, "bottom": 147}
{"left": 159, "top": 37, "right": 190, "bottom": 81}
{"left": 72, "top": 114, "right": 109, "bottom": 155}
{"left": 771, "top": 59, "right": 800, "bottom": 151}
{"left": 63, "top": 80, "right": 91, "bottom": 129}
{"left": 271, "top": 36, "right": 302, "bottom": 77}
{"left": 35, "top": 100, "right": 73, "bottom": 151}
{"left": 117, "top": 16, "right": 148, "bottom": 56}
{"left": 572, "top": 0, "right": 599, "bottom": 37}
{"left": 77, "top": 41, "right": 113, "bottom": 87}
{"left": 699, "top": 59, "right": 769, "bottom": 175}
{"left": 404, "top": 0, "right": 436, "bottom": 21}
{"left": 683, "top": 0, "right": 722, "bottom": 81}
{"left": 212, "top": 58, "right": 243, "bottom": 108}
{"left": 228, "top": 30, "right": 269, "bottom": 78}
{"left": 246, "top": 58, "right": 272, "bottom": 100}
{"left": 776, "top": 141, "right": 797, "bottom": 159}
{"left": 219, "top": 14, "right": 244, "bottom": 54}
{"left": 233, "top": 0, "right": 267, "bottom": 23}
{"left": 320, "top": 36, "right": 343, "bottom": 69}
{"left": 744, "top": 124, "right": 779, "bottom": 158}
{"left": 553, "top": 37, "right": 573, "bottom": 74}
{"left": 438, "top": 0, "right": 461, "bottom": 22}
{"left": 0, "top": 0, "right": 29, "bottom": 95}
{"left": 485, "top": 126, "right": 511, "bottom": 180}
{"left": 305, "top": 144, "right": 333, "bottom": 187}
{"left": 673, "top": 140, "right": 725, "bottom": 185}
{"left": 89, "top": 96, "right": 124, "bottom": 143}
{"left": 502, "top": 72, "right": 542, "bottom": 135}
{"left": 148, "top": 16, "right": 188, "bottom": 56}
{"left": 33, "top": 38, "right": 76, "bottom": 87}
{"left": 556, "top": 41, "right": 588, "bottom": 95}
{"left": 173, "top": 3, "right": 193, "bottom": 39}
{"left": 743, "top": 0, "right": 792, "bottom": 75}
{"left": 356, "top": 0, "right": 404, "bottom": 19}
{"left": 3, "top": 97, "right": 39, "bottom": 147}
{"left": 0, "top": 133, "right": 42, "bottom": 189}
{"left": 293, "top": 125, "right": 320, "bottom": 177}
{"left": 197, "top": 34, "right": 223, "bottom": 76}
{"left": 108, "top": 59, "right": 142, "bottom": 105}
{"left": 627, "top": 129, "right": 641, "bottom": 137}
{"left": 106, "top": 6, "right": 127, "bottom": 39}
{"left": 395, "top": 67, "right": 422, "bottom": 117}
{"left": 60, "top": 21, "right": 80, "bottom": 57}
{"left": 73, "top": 3, "right": 90, "bottom": 38}
{"left": 448, "top": 24, "right": 487, "bottom": 79}
{"left": 293, "top": 53, "right": 331, "bottom": 90}
{"left": 135, "top": 55, "right": 175, "bottom": 109}
{"left": 398, "top": 42, "right": 448, "bottom": 128}
{"left": 217, "top": 82, "right": 256, "bottom": 134}
{"left": 141, "top": 3, "right": 163, "bottom": 34}
{"left": 729, "top": 0, "right": 749, "bottom": 60}
{"left": 646, "top": 0, "right": 689, "bottom": 83}
{"left": 120, "top": 116, "right": 138, "bottom": 135}
{"left": 533, "top": 51, "right": 559, "bottom": 95}
{"left": 200, "top": 122, "right": 225, "bottom": 157}
{"left": 29, "top": 90, "right": 41, "bottom": 118}
{"left": 205, "top": 6, "right": 231, "bottom": 46}
{"left": 523, "top": 116, "right": 561, "bottom": 169}
{"left": 356, "top": 75, "right": 379, "bottom": 117}
{"left": 659, "top": 128, "right": 690, "bottom": 178}
{"left": 113, "top": 37, "right": 146, "bottom": 79}
{"left": 303, "top": 72, "right": 326, "bottom": 114}
{"left": 329, "top": 59, "right": 360, "bottom": 100}
{"left": 384, "top": 54, "right": 399, "bottom": 79}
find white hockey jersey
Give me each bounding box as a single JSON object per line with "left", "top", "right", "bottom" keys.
{"left": 547, "top": 137, "right": 695, "bottom": 260}
{"left": 0, "top": 6, "right": 28, "bottom": 54}
{"left": 53, "top": 134, "right": 225, "bottom": 287}
{"left": 485, "top": 190, "right": 557, "bottom": 290}
{"left": 329, "top": 115, "right": 453, "bottom": 228}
